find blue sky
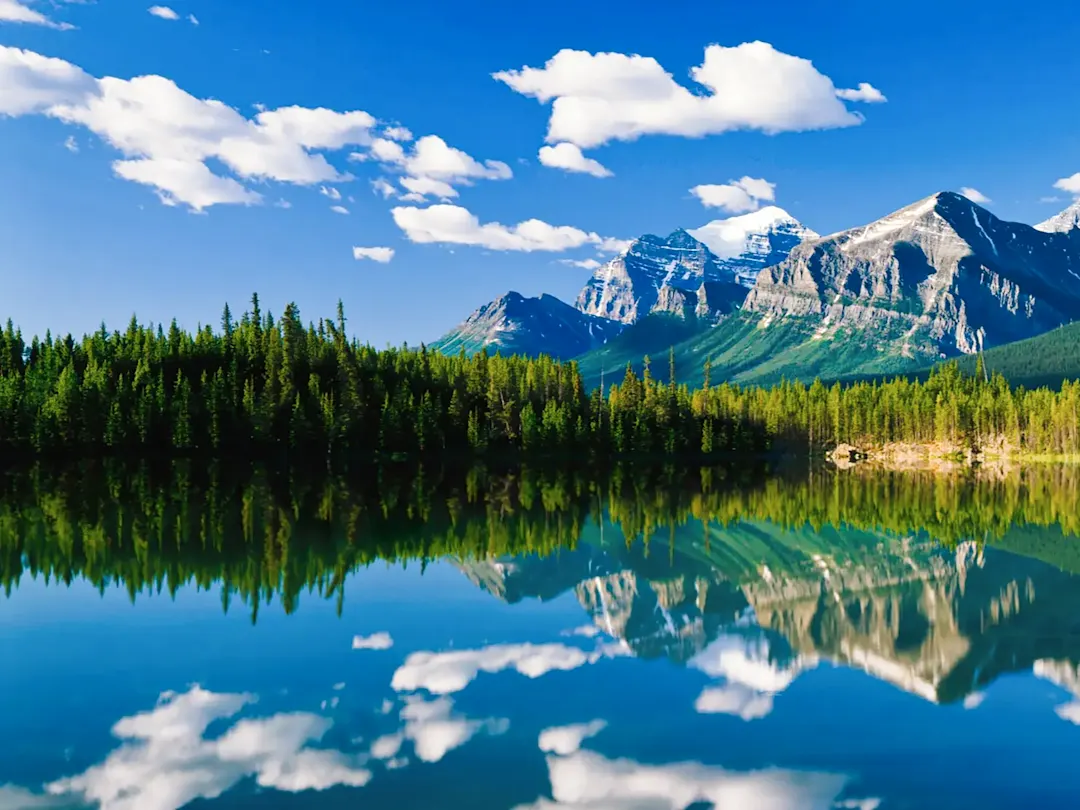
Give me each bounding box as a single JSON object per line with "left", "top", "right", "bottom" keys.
{"left": 1, "top": 0, "right": 1079, "bottom": 347}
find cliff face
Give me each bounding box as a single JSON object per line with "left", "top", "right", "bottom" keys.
{"left": 742, "top": 192, "right": 1080, "bottom": 359}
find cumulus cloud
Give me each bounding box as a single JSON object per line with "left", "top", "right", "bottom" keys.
{"left": 493, "top": 42, "right": 880, "bottom": 154}
{"left": 513, "top": 749, "right": 852, "bottom": 810}
{"left": 381, "top": 125, "right": 413, "bottom": 141}
{"left": 390, "top": 642, "right": 619, "bottom": 694}
{"left": 1054, "top": 173, "right": 1080, "bottom": 195}
{"left": 63, "top": 134, "right": 78, "bottom": 152}
{"left": 959, "top": 187, "right": 991, "bottom": 204}
{"left": 320, "top": 185, "right": 342, "bottom": 200}
{"left": 352, "top": 632, "right": 394, "bottom": 650}
{"left": 371, "top": 178, "right": 396, "bottom": 199}
{"left": 538, "top": 143, "right": 612, "bottom": 177}
{"left": 538, "top": 720, "right": 607, "bottom": 755}
{"left": 0, "top": 0, "right": 73, "bottom": 29}
{"left": 368, "top": 696, "right": 508, "bottom": 765}
{"left": 835, "top": 82, "right": 887, "bottom": 103}
{"left": 367, "top": 134, "right": 512, "bottom": 201}
{"left": 352, "top": 246, "right": 394, "bottom": 263}
{"left": 148, "top": 5, "right": 179, "bottom": 20}
{"left": 187, "top": 13, "right": 198, "bottom": 25}
{"left": 330, "top": 205, "right": 349, "bottom": 215}
{"left": 392, "top": 204, "right": 629, "bottom": 254}
{"left": 558, "top": 258, "right": 603, "bottom": 271}
{"left": 0, "top": 45, "right": 376, "bottom": 210}
{"left": 690, "top": 176, "right": 775, "bottom": 213}
{"left": 25, "top": 686, "right": 371, "bottom": 810}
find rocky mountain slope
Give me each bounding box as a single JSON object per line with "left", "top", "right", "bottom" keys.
{"left": 429, "top": 292, "right": 623, "bottom": 360}
{"left": 579, "top": 193, "right": 1080, "bottom": 387}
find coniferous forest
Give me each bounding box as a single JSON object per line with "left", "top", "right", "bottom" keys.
{"left": 0, "top": 295, "right": 1078, "bottom": 459}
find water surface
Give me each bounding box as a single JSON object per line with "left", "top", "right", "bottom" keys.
{"left": 3, "top": 463, "right": 1080, "bottom": 809}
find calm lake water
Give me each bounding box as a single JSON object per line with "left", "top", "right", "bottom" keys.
{"left": 2, "top": 462, "right": 1080, "bottom": 809}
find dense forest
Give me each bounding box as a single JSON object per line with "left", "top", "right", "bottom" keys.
{"left": 3, "top": 460, "right": 1079, "bottom": 620}
{"left": 0, "top": 296, "right": 1078, "bottom": 458}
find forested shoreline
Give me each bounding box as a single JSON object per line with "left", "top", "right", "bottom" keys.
{"left": 0, "top": 295, "right": 1078, "bottom": 459}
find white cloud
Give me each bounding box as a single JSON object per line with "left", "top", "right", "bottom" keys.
{"left": 538, "top": 720, "right": 606, "bottom": 755}
{"left": 538, "top": 143, "right": 612, "bottom": 178}
{"left": 690, "top": 176, "right": 775, "bottom": 213}
{"left": 513, "top": 749, "right": 852, "bottom": 810}
{"left": 352, "top": 246, "right": 394, "bottom": 263}
{"left": 1040, "top": 195, "right": 1063, "bottom": 204}
{"left": 187, "top": 13, "right": 198, "bottom": 25}
{"left": 63, "top": 134, "right": 78, "bottom": 152}
{"left": 835, "top": 82, "right": 887, "bottom": 103}
{"left": 400, "top": 175, "right": 457, "bottom": 200}
{"left": 381, "top": 125, "right": 413, "bottom": 141}
{"left": 147, "top": 5, "right": 179, "bottom": 20}
{"left": 0, "top": 0, "right": 73, "bottom": 29}
{"left": 1054, "top": 173, "right": 1080, "bottom": 195}
{"left": 274, "top": 199, "right": 292, "bottom": 209}
{"left": 320, "top": 185, "right": 342, "bottom": 200}
{"left": 493, "top": 42, "right": 878, "bottom": 152}
{"left": 367, "top": 134, "right": 512, "bottom": 200}
{"left": 959, "top": 187, "right": 991, "bottom": 204}
{"left": 0, "top": 45, "right": 376, "bottom": 210}
{"left": 371, "top": 177, "right": 396, "bottom": 198}
{"left": 352, "top": 632, "right": 394, "bottom": 650}
{"left": 391, "top": 204, "right": 627, "bottom": 254}
{"left": 558, "top": 258, "right": 603, "bottom": 270}
{"left": 35, "top": 686, "right": 370, "bottom": 810}
{"left": 391, "top": 642, "right": 608, "bottom": 694}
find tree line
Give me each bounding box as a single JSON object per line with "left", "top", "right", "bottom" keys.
{"left": 3, "top": 460, "right": 1079, "bottom": 621}
{"left": 0, "top": 296, "right": 1078, "bottom": 457}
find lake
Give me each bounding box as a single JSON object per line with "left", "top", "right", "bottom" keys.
{"left": 2, "top": 461, "right": 1080, "bottom": 809}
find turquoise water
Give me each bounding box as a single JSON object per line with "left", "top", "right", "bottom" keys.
{"left": 3, "top": 512, "right": 1080, "bottom": 809}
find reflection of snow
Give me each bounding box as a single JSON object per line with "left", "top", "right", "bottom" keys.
{"left": 352, "top": 632, "right": 394, "bottom": 650}
{"left": 39, "top": 686, "right": 370, "bottom": 810}
{"left": 391, "top": 642, "right": 617, "bottom": 695}
{"left": 689, "top": 633, "right": 814, "bottom": 721}
{"left": 369, "top": 696, "right": 508, "bottom": 764}
{"left": 1034, "top": 660, "right": 1080, "bottom": 725}
{"left": 538, "top": 721, "right": 607, "bottom": 755}
{"left": 514, "top": 748, "right": 855, "bottom": 810}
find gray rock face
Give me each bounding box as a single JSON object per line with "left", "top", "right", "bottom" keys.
{"left": 743, "top": 192, "right": 1080, "bottom": 357}
{"left": 575, "top": 213, "right": 816, "bottom": 326}
{"left": 1035, "top": 199, "right": 1080, "bottom": 234}
{"left": 431, "top": 291, "right": 624, "bottom": 360}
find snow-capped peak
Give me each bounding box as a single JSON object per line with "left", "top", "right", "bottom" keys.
{"left": 688, "top": 206, "right": 818, "bottom": 261}
{"left": 1034, "top": 199, "right": 1080, "bottom": 234}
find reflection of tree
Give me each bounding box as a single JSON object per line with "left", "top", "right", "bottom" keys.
{"left": 3, "top": 460, "right": 1080, "bottom": 632}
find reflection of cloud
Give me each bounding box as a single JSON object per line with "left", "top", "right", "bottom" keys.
{"left": 368, "top": 696, "right": 508, "bottom": 764}
{"left": 352, "top": 632, "right": 394, "bottom": 650}
{"left": 391, "top": 643, "right": 606, "bottom": 694}
{"left": 561, "top": 625, "right": 602, "bottom": 638}
{"left": 694, "top": 684, "right": 775, "bottom": 721}
{"left": 962, "top": 692, "right": 985, "bottom": 710}
{"left": 538, "top": 721, "right": 607, "bottom": 755}
{"left": 513, "top": 749, "right": 853, "bottom": 810}
{"left": 689, "top": 633, "right": 813, "bottom": 721}
{"left": 0, "top": 784, "right": 70, "bottom": 808}
{"left": 36, "top": 686, "right": 369, "bottom": 810}
{"left": 1033, "top": 659, "right": 1080, "bottom": 725}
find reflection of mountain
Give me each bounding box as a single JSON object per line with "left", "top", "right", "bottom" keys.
{"left": 455, "top": 518, "right": 1080, "bottom": 704}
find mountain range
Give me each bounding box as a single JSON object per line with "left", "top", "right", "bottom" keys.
{"left": 433, "top": 194, "right": 1080, "bottom": 387}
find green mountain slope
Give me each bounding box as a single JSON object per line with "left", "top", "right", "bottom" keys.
{"left": 938, "top": 321, "right": 1080, "bottom": 389}
{"left": 576, "top": 314, "right": 708, "bottom": 389}
{"left": 578, "top": 312, "right": 927, "bottom": 390}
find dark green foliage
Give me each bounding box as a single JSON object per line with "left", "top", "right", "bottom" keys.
{"left": 1, "top": 298, "right": 1079, "bottom": 459}
{"left": 937, "top": 322, "right": 1080, "bottom": 390}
